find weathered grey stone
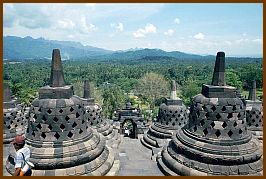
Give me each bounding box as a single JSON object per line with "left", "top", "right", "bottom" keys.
{"left": 5, "top": 49, "right": 116, "bottom": 176}
{"left": 157, "top": 52, "right": 263, "bottom": 176}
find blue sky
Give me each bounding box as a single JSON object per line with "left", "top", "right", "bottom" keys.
{"left": 3, "top": 3, "right": 263, "bottom": 57}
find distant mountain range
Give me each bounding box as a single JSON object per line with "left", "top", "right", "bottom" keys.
{"left": 3, "top": 36, "right": 261, "bottom": 61}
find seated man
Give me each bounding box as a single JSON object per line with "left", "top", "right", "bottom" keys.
{"left": 11, "top": 135, "right": 32, "bottom": 176}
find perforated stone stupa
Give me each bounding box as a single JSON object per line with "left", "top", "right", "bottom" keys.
{"left": 157, "top": 52, "right": 263, "bottom": 176}
{"left": 141, "top": 80, "right": 189, "bottom": 150}
{"left": 3, "top": 83, "right": 26, "bottom": 144}
{"left": 6, "top": 49, "right": 116, "bottom": 176}
{"left": 82, "top": 80, "right": 121, "bottom": 149}
{"left": 245, "top": 80, "right": 263, "bottom": 142}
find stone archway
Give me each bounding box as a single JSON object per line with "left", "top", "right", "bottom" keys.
{"left": 121, "top": 118, "right": 138, "bottom": 139}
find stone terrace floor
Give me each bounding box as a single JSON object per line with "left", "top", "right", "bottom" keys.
{"left": 117, "top": 134, "right": 163, "bottom": 176}
{"left": 3, "top": 134, "right": 163, "bottom": 176}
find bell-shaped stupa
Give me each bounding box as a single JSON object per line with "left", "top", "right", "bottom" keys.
{"left": 157, "top": 52, "right": 263, "bottom": 176}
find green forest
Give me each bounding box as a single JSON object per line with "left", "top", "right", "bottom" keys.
{"left": 3, "top": 57, "right": 263, "bottom": 121}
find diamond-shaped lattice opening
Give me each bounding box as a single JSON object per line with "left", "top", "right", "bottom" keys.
{"left": 86, "top": 126, "right": 88, "bottom": 129}
{"left": 255, "top": 124, "right": 259, "bottom": 127}
{"left": 60, "top": 124, "right": 65, "bottom": 130}
{"left": 172, "top": 122, "right": 175, "bottom": 126}
{"left": 48, "top": 124, "right": 53, "bottom": 130}
{"left": 179, "top": 123, "right": 181, "bottom": 126}
{"left": 256, "top": 115, "right": 259, "bottom": 119}
{"left": 79, "top": 129, "right": 83, "bottom": 134}
{"left": 203, "top": 128, "right": 208, "bottom": 135}
{"left": 7, "top": 125, "right": 11, "bottom": 129}
{"left": 72, "top": 122, "right": 77, "bottom": 128}
{"left": 252, "top": 119, "right": 255, "bottom": 122}
{"left": 15, "top": 124, "right": 18, "bottom": 127}
{"left": 38, "top": 108, "right": 42, "bottom": 112}
{"left": 41, "top": 132, "right": 46, "bottom": 139}
{"left": 42, "top": 115, "right": 47, "bottom": 121}
{"left": 200, "top": 119, "right": 205, "bottom": 126}
{"left": 227, "top": 130, "right": 233, "bottom": 137}
{"left": 237, "top": 113, "right": 241, "bottom": 118}
{"left": 193, "top": 126, "right": 197, "bottom": 132}
{"left": 4, "top": 121, "right": 6, "bottom": 125}
{"left": 76, "top": 113, "right": 80, "bottom": 118}
{"left": 227, "top": 113, "right": 233, "bottom": 119}
{"left": 70, "top": 107, "right": 74, "bottom": 112}
{"left": 222, "top": 122, "right": 227, "bottom": 128}
{"left": 196, "top": 111, "right": 200, "bottom": 117}
{"left": 248, "top": 123, "right": 252, "bottom": 126}
{"left": 175, "top": 110, "right": 178, "bottom": 113}
{"left": 239, "top": 129, "right": 243, "bottom": 134}
{"left": 21, "top": 123, "right": 23, "bottom": 126}
{"left": 172, "top": 114, "right": 175, "bottom": 117}
{"left": 166, "top": 122, "right": 169, "bottom": 125}
{"left": 252, "top": 111, "right": 256, "bottom": 114}
{"left": 10, "top": 121, "right": 13, "bottom": 124}
{"left": 222, "top": 106, "right": 226, "bottom": 111}
{"left": 215, "top": 130, "right": 221, "bottom": 137}
{"left": 166, "top": 114, "right": 169, "bottom": 117}
{"left": 232, "top": 105, "right": 237, "bottom": 111}
{"left": 90, "top": 122, "right": 93, "bottom": 125}
{"left": 206, "top": 113, "right": 210, "bottom": 118}
{"left": 202, "top": 105, "right": 206, "bottom": 110}
{"left": 47, "top": 109, "right": 52, "bottom": 114}
{"left": 210, "top": 121, "right": 215, "bottom": 128}
{"left": 216, "top": 113, "right": 221, "bottom": 119}
{"left": 33, "top": 114, "right": 37, "bottom": 119}
{"left": 169, "top": 110, "right": 172, "bottom": 113}
{"left": 59, "top": 109, "right": 63, "bottom": 113}
{"left": 54, "top": 132, "right": 60, "bottom": 139}
{"left": 233, "top": 121, "right": 238, "bottom": 127}
{"left": 178, "top": 114, "right": 181, "bottom": 117}
{"left": 53, "top": 117, "right": 59, "bottom": 122}
{"left": 259, "top": 119, "right": 262, "bottom": 122}
{"left": 242, "top": 120, "right": 245, "bottom": 124}
{"left": 32, "top": 131, "right": 35, "bottom": 137}
{"left": 65, "top": 116, "right": 70, "bottom": 121}
{"left": 36, "top": 123, "right": 42, "bottom": 129}
{"left": 78, "top": 105, "right": 82, "bottom": 109}
{"left": 211, "top": 106, "right": 216, "bottom": 112}
{"left": 82, "top": 120, "right": 85, "bottom": 124}
{"left": 67, "top": 131, "right": 73, "bottom": 138}
{"left": 17, "top": 119, "right": 20, "bottom": 122}
{"left": 26, "top": 128, "right": 29, "bottom": 133}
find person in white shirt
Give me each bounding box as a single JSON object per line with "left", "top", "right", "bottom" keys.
{"left": 11, "top": 135, "right": 32, "bottom": 176}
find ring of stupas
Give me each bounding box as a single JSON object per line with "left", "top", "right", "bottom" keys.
{"left": 3, "top": 83, "right": 26, "bottom": 144}
{"left": 245, "top": 80, "right": 263, "bottom": 142}
{"left": 141, "top": 80, "right": 189, "bottom": 151}
{"left": 157, "top": 52, "right": 263, "bottom": 176}
{"left": 6, "top": 49, "right": 117, "bottom": 176}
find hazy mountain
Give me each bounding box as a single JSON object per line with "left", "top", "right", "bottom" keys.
{"left": 3, "top": 36, "right": 113, "bottom": 59}
{"left": 3, "top": 36, "right": 261, "bottom": 63}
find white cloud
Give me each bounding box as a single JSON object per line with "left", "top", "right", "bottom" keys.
{"left": 133, "top": 23, "right": 156, "bottom": 38}
{"left": 174, "top": 18, "right": 180, "bottom": 24}
{"left": 235, "top": 38, "right": 249, "bottom": 44}
{"left": 58, "top": 19, "right": 75, "bottom": 29}
{"left": 111, "top": 22, "right": 124, "bottom": 32}
{"left": 164, "top": 29, "right": 174, "bottom": 36}
{"left": 193, "top": 32, "right": 205, "bottom": 40}
{"left": 252, "top": 38, "right": 262, "bottom": 44}
{"left": 80, "top": 17, "right": 98, "bottom": 33}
